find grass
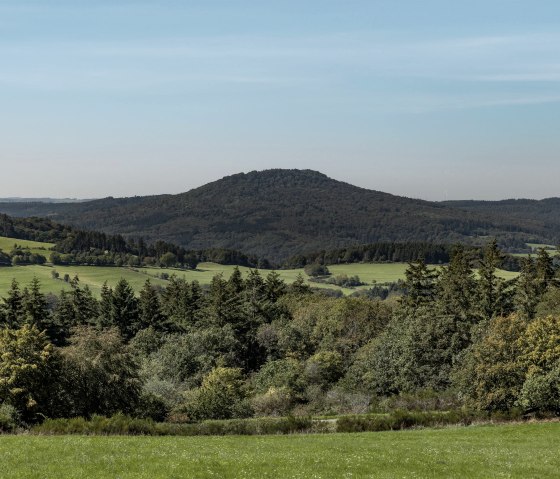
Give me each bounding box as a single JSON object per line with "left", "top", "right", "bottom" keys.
{"left": 0, "top": 235, "right": 520, "bottom": 296}
{"left": 0, "top": 236, "right": 54, "bottom": 257}
{"left": 0, "top": 422, "right": 558, "bottom": 478}
{"left": 0, "top": 262, "right": 520, "bottom": 297}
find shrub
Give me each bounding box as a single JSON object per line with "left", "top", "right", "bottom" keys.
{"left": 304, "top": 263, "right": 330, "bottom": 277}
{"left": 178, "top": 367, "right": 250, "bottom": 421}
{"left": 0, "top": 403, "right": 20, "bottom": 432}
{"left": 252, "top": 387, "right": 293, "bottom": 417}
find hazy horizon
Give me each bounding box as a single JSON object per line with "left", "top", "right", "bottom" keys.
{"left": 0, "top": 168, "right": 558, "bottom": 203}
{"left": 1, "top": 1, "right": 559, "bottom": 200}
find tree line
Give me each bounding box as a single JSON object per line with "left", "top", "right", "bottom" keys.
{"left": 0, "top": 241, "right": 559, "bottom": 428}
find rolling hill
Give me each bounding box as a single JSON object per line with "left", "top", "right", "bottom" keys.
{"left": 0, "top": 169, "right": 558, "bottom": 261}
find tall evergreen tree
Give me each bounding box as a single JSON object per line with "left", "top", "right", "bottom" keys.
{"left": 2, "top": 279, "right": 25, "bottom": 328}
{"left": 111, "top": 279, "right": 139, "bottom": 339}
{"left": 401, "top": 260, "right": 438, "bottom": 310}
{"left": 70, "top": 277, "right": 98, "bottom": 326}
{"left": 515, "top": 257, "right": 540, "bottom": 320}
{"left": 437, "top": 245, "right": 477, "bottom": 320}
{"left": 98, "top": 281, "right": 113, "bottom": 328}
{"left": 22, "top": 277, "right": 49, "bottom": 330}
{"left": 138, "top": 280, "right": 167, "bottom": 331}
{"left": 478, "top": 239, "right": 511, "bottom": 319}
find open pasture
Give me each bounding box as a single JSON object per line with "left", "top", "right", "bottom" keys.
{"left": 0, "top": 236, "right": 54, "bottom": 257}
{"left": 0, "top": 422, "right": 558, "bottom": 478}
{"left": 0, "top": 261, "right": 519, "bottom": 297}
{"left": 0, "top": 235, "right": 520, "bottom": 296}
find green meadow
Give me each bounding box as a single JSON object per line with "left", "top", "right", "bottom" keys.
{"left": 0, "top": 236, "right": 54, "bottom": 257}
{"left": 0, "top": 235, "right": 519, "bottom": 296}
{"left": 0, "top": 423, "right": 558, "bottom": 478}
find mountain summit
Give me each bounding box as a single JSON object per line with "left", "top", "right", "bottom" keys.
{"left": 0, "top": 169, "right": 557, "bottom": 261}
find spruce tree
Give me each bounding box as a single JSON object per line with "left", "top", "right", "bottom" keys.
{"left": 98, "top": 281, "right": 113, "bottom": 328}
{"left": 111, "top": 279, "right": 139, "bottom": 339}
{"left": 138, "top": 280, "right": 167, "bottom": 331}
{"left": 515, "top": 257, "right": 540, "bottom": 320}
{"left": 402, "top": 260, "right": 438, "bottom": 310}
{"left": 2, "top": 279, "right": 25, "bottom": 328}
{"left": 478, "top": 239, "right": 511, "bottom": 319}
{"left": 22, "top": 277, "right": 49, "bottom": 330}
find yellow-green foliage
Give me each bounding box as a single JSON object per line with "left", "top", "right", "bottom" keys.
{"left": 453, "top": 315, "right": 528, "bottom": 411}
{"left": 0, "top": 325, "right": 55, "bottom": 418}
{"left": 519, "top": 315, "right": 560, "bottom": 376}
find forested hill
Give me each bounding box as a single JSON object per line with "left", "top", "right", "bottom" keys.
{"left": 443, "top": 198, "right": 560, "bottom": 242}
{"left": 0, "top": 169, "right": 558, "bottom": 261}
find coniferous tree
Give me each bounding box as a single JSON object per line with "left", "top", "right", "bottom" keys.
{"left": 98, "top": 281, "right": 113, "bottom": 328}
{"left": 535, "top": 248, "right": 556, "bottom": 294}
{"left": 515, "top": 257, "right": 540, "bottom": 320}
{"left": 138, "top": 280, "right": 167, "bottom": 331}
{"left": 478, "top": 239, "right": 512, "bottom": 319}
{"left": 401, "top": 260, "right": 438, "bottom": 310}
{"left": 437, "top": 245, "right": 478, "bottom": 320}
{"left": 70, "top": 277, "right": 98, "bottom": 326}
{"left": 111, "top": 279, "right": 139, "bottom": 339}
{"left": 22, "top": 277, "right": 49, "bottom": 330}
{"left": 51, "top": 290, "right": 77, "bottom": 345}
{"left": 2, "top": 279, "right": 25, "bottom": 328}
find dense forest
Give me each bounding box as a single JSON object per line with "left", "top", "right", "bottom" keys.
{"left": 1, "top": 169, "right": 557, "bottom": 262}
{"left": 1, "top": 241, "right": 559, "bottom": 430}
{"left": 1, "top": 213, "right": 524, "bottom": 272}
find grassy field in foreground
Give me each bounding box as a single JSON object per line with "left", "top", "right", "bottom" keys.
{"left": 0, "top": 423, "right": 558, "bottom": 478}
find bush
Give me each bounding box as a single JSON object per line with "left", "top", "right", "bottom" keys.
{"left": 31, "top": 415, "right": 318, "bottom": 436}
{"left": 518, "top": 363, "right": 560, "bottom": 414}
{"left": 336, "top": 410, "right": 477, "bottom": 433}
{"left": 304, "top": 263, "right": 330, "bottom": 277}
{"left": 178, "top": 367, "right": 250, "bottom": 421}
{"left": 0, "top": 403, "right": 20, "bottom": 432}
{"left": 252, "top": 387, "right": 293, "bottom": 417}
{"left": 378, "top": 389, "right": 462, "bottom": 412}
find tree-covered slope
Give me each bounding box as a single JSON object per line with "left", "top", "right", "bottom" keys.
{"left": 0, "top": 169, "right": 557, "bottom": 261}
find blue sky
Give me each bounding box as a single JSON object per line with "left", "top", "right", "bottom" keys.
{"left": 1, "top": 1, "right": 559, "bottom": 200}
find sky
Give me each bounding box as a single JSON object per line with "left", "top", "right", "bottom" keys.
{"left": 1, "top": 0, "right": 559, "bottom": 200}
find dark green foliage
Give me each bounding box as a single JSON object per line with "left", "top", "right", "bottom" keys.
{"left": 336, "top": 410, "right": 478, "bottom": 433}
{"left": 59, "top": 327, "right": 142, "bottom": 418}
{"left": 138, "top": 280, "right": 168, "bottom": 331}
{"left": 22, "top": 277, "right": 50, "bottom": 329}
{"left": 2, "top": 170, "right": 557, "bottom": 263}
{"left": 304, "top": 263, "right": 330, "bottom": 277}
{"left": 111, "top": 279, "right": 140, "bottom": 339}
{"left": 401, "top": 260, "right": 438, "bottom": 310}
{"left": 31, "top": 414, "right": 316, "bottom": 436}
{"left": 1, "top": 238, "right": 559, "bottom": 425}
{"left": 1, "top": 279, "right": 25, "bottom": 328}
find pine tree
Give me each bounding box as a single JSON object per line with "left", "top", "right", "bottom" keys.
{"left": 138, "top": 280, "right": 167, "bottom": 331}
{"left": 98, "top": 281, "right": 113, "bottom": 328}
{"left": 437, "top": 245, "right": 477, "bottom": 319}
{"left": 70, "top": 278, "right": 98, "bottom": 326}
{"left": 111, "top": 279, "right": 139, "bottom": 339}
{"left": 535, "top": 248, "right": 556, "bottom": 294}
{"left": 515, "top": 257, "right": 540, "bottom": 320}
{"left": 2, "top": 279, "right": 25, "bottom": 328}
{"left": 22, "top": 277, "right": 49, "bottom": 330}
{"left": 265, "top": 271, "right": 287, "bottom": 302}
{"left": 478, "top": 239, "right": 511, "bottom": 319}
{"left": 402, "top": 260, "right": 438, "bottom": 310}
{"left": 51, "top": 290, "right": 77, "bottom": 345}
